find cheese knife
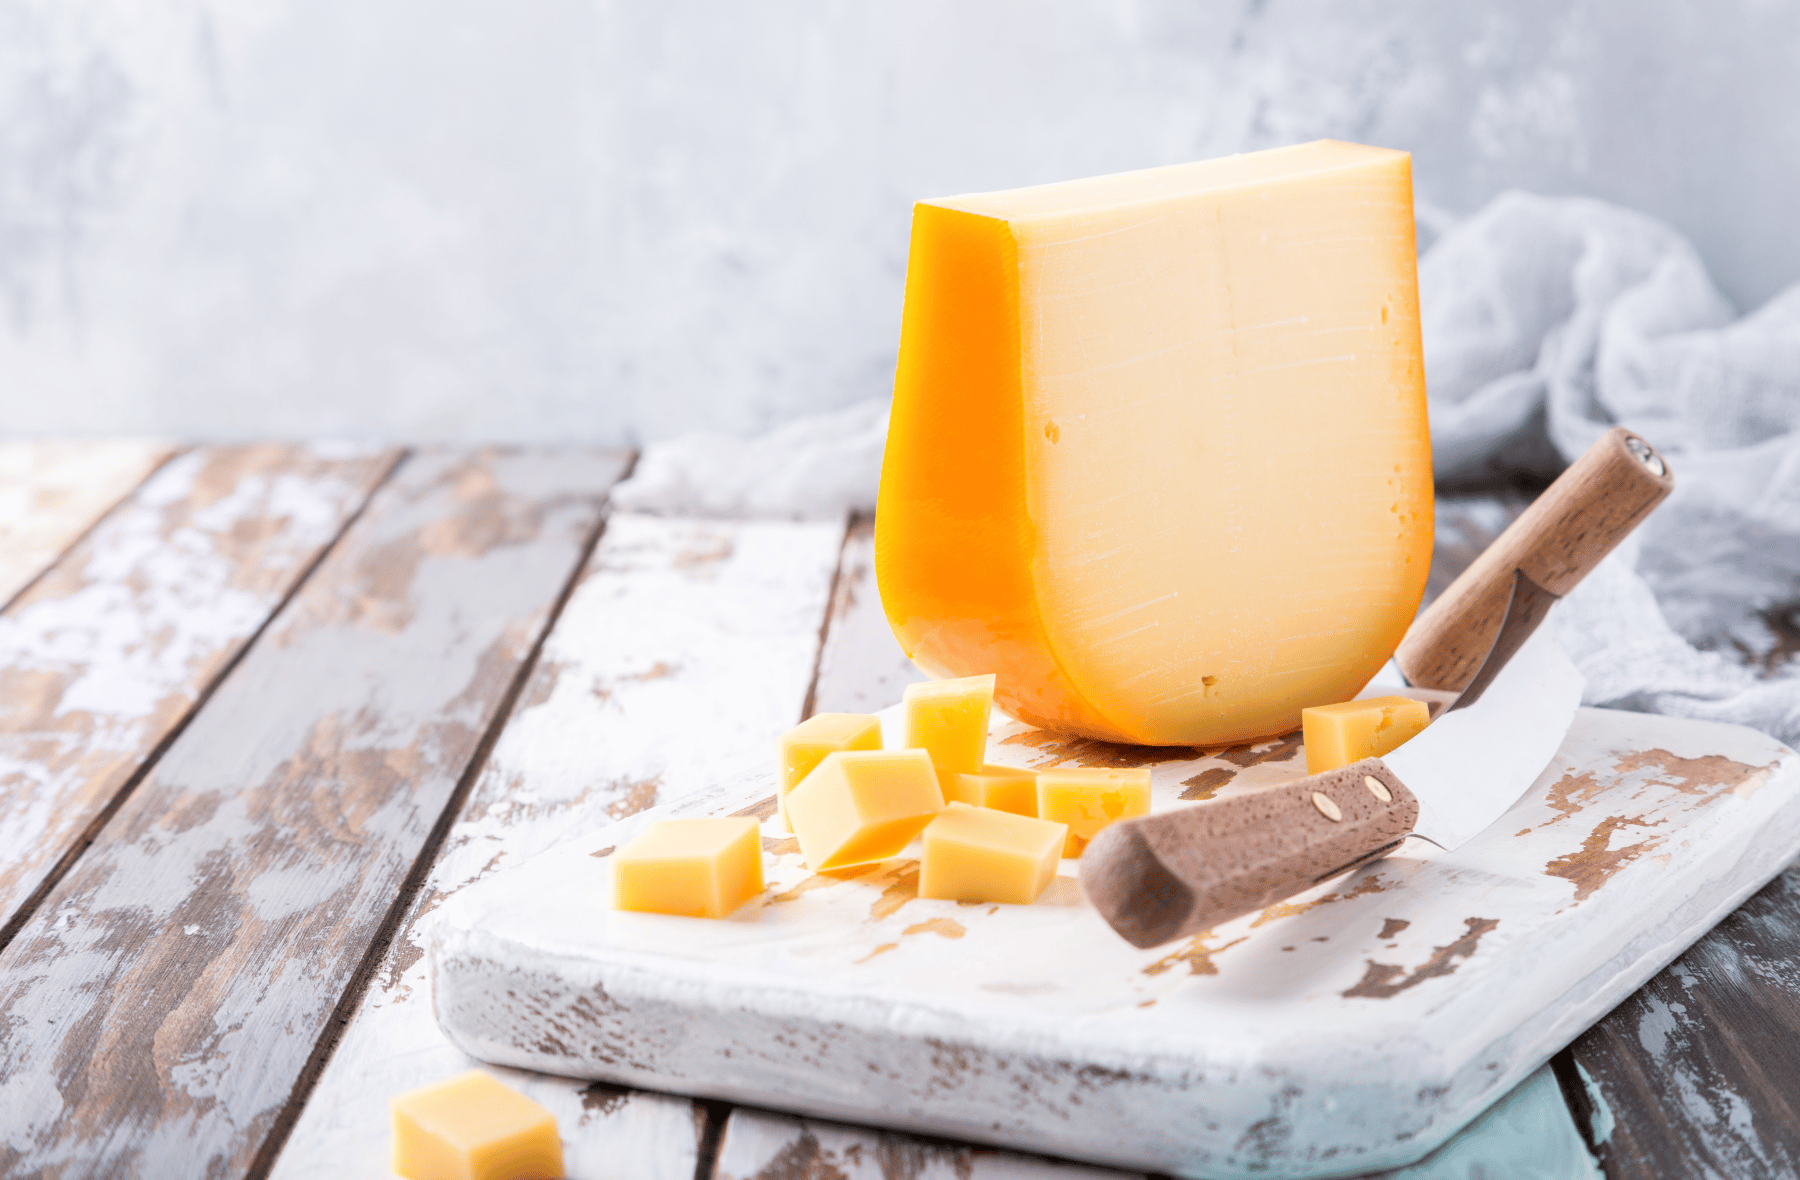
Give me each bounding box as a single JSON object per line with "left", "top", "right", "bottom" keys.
{"left": 1080, "top": 427, "right": 1674, "bottom": 949}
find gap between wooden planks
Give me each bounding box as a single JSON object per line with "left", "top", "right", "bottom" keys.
{"left": 1560, "top": 864, "right": 1800, "bottom": 1178}
{"left": 267, "top": 511, "right": 848, "bottom": 1180}
{"left": 0, "top": 444, "right": 402, "bottom": 946}
{"left": 0, "top": 439, "right": 178, "bottom": 612}
{"left": 0, "top": 448, "right": 626, "bottom": 1177}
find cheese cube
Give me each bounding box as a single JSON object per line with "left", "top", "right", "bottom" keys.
{"left": 391, "top": 1070, "right": 563, "bottom": 1180}
{"left": 902, "top": 674, "right": 995, "bottom": 775}
{"left": 955, "top": 764, "right": 1039, "bottom": 817}
{"left": 778, "top": 712, "right": 882, "bottom": 830}
{"left": 919, "top": 802, "right": 1068, "bottom": 904}
{"left": 936, "top": 766, "right": 975, "bottom": 805}
{"left": 876, "top": 140, "right": 1432, "bottom": 747}
{"left": 1037, "top": 768, "right": 1152, "bottom": 857}
{"left": 612, "top": 818, "right": 764, "bottom": 918}
{"left": 1302, "top": 695, "right": 1431, "bottom": 775}
{"left": 786, "top": 749, "right": 945, "bottom": 870}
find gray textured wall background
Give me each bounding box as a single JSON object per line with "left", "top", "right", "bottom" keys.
{"left": 1, "top": 0, "right": 1795, "bottom": 443}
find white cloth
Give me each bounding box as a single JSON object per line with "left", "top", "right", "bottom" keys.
{"left": 609, "top": 398, "right": 888, "bottom": 520}
{"left": 1424, "top": 192, "right": 1800, "bottom": 744}
{"left": 617, "top": 190, "right": 1800, "bottom": 744}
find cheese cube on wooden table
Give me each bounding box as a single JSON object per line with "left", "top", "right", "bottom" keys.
{"left": 391, "top": 1070, "right": 563, "bottom": 1180}
{"left": 919, "top": 802, "right": 1067, "bottom": 904}
{"left": 1036, "top": 767, "right": 1152, "bottom": 857}
{"left": 902, "top": 673, "right": 995, "bottom": 774}
{"left": 611, "top": 817, "right": 763, "bottom": 918}
{"left": 950, "top": 763, "right": 1040, "bottom": 816}
{"left": 786, "top": 749, "right": 945, "bottom": 869}
{"left": 1302, "top": 695, "right": 1431, "bottom": 774}
{"left": 777, "top": 711, "right": 882, "bottom": 830}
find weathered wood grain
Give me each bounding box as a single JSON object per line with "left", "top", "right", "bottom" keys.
{"left": 0, "top": 443, "right": 400, "bottom": 939}
{"left": 0, "top": 448, "right": 626, "bottom": 1179}
{"left": 808, "top": 515, "right": 924, "bottom": 717}
{"left": 267, "top": 513, "right": 845, "bottom": 1180}
{"left": 0, "top": 439, "right": 177, "bottom": 610}
{"left": 713, "top": 1108, "right": 1146, "bottom": 1180}
{"left": 1562, "top": 836, "right": 1800, "bottom": 1177}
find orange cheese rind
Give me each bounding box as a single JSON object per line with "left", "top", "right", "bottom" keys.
{"left": 877, "top": 140, "right": 1432, "bottom": 747}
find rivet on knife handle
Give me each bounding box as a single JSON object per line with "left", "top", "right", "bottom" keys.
{"left": 1397, "top": 426, "right": 1674, "bottom": 693}
{"left": 1079, "top": 760, "right": 1418, "bottom": 949}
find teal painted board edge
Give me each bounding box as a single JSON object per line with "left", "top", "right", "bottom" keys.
{"left": 1381, "top": 1065, "right": 1601, "bottom": 1180}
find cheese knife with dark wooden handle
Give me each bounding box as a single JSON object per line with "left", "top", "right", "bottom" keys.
{"left": 1080, "top": 427, "right": 1674, "bottom": 949}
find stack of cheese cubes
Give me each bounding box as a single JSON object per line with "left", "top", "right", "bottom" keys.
{"left": 612, "top": 674, "right": 1153, "bottom": 918}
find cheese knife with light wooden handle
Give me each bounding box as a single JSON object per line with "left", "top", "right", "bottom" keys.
{"left": 1080, "top": 427, "right": 1674, "bottom": 949}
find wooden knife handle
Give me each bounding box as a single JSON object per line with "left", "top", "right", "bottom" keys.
{"left": 1079, "top": 760, "right": 1419, "bottom": 949}
{"left": 1396, "top": 426, "right": 1674, "bottom": 692}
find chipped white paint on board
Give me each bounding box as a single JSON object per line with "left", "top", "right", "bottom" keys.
{"left": 0, "top": 449, "right": 624, "bottom": 1178}
{"left": 431, "top": 707, "right": 1800, "bottom": 1179}
{"left": 0, "top": 439, "right": 176, "bottom": 608}
{"left": 715, "top": 1107, "right": 1146, "bottom": 1180}
{"left": 269, "top": 513, "right": 844, "bottom": 1180}
{"left": 809, "top": 517, "right": 926, "bottom": 716}
{"left": 0, "top": 443, "right": 398, "bottom": 930}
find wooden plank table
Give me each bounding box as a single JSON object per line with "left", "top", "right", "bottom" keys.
{"left": 0, "top": 444, "right": 1788, "bottom": 1178}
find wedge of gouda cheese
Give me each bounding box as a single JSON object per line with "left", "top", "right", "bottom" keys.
{"left": 876, "top": 140, "right": 1432, "bottom": 745}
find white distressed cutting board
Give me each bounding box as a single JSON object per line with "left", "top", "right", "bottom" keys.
{"left": 429, "top": 702, "right": 1798, "bottom": 1179}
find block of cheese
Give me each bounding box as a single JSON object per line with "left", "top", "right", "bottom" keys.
{"left": 391, "top": 1070, "right": 563, "bottom": 1180}
{"left": 1302, "top": 695, "right": 1431, "bottom": 775}
{"left": 786, "top": 749, "right": 946, "bottom": 870}
{"left": 955, "top": 764, "right": 1040, "bottom": 817}
{"left": 612, "top": 817, "right": 764, "bottom": 918}
{"left": 876, "top": 140, "right": 1432, "bottom": 746}
{"left": 902, "top": 674, "right": 995, "bottom": 774}
{"left": 1037, "top": 767, "right": 1152, "bottom": 857}
{"left": 918, "top": 802, "right": 1068, "bottom": 904}
{"left": 778, "top": 712, "right": 883, "bottom": 831}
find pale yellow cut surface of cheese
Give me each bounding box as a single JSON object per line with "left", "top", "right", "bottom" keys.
{"left": 902, "top": 674, "right": 995, "bottom": 775}
{"left": 391, "top": 1070, "right": 563, "bottom": 1180}
{"left": 777, "top": 712, "right": 882, "bottom": 831}
{"left": 612, "top": 818, "right": 764, "bottom": 919}
{"left": 786, "top": 749, "right": 945, "bottom": 870}
{"left": 876, "top": 140, "right": 1432, "bottom": 746}
{"left": 1302, "top": 694, "right": 1431, "bottom": 774}
{"left": 918, "top": 802, "right": 1067, "bottom": 905}
{"left": 1037, "top": 767, "right": 1152, "bottom": 857}
{"left": 955, "top": 764, "right": 1039, "bottom": 817}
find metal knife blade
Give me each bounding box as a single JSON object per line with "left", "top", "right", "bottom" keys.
{"left": 1385, "top": 576, "right": 1584, "bottom": 851}
{"left": 1079, "top": 428, "right": 1672, "bottom": 949}
{"left": 1078, "top": 578, "right": 1582, "bottom": 949}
